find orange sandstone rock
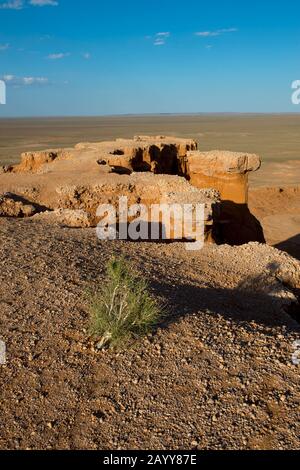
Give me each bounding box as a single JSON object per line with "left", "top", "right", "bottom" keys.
{"left": 0, "top": 136, "right": 264, "bottom": 245}
{"left": 185, "top": 150, "right": 261, "bottom": 204}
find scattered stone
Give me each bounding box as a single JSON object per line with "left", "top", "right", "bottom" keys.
{"left": 33, "top": 209, "right": 92, "bottom": 228}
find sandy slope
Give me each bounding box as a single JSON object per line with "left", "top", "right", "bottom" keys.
{"left": 249, "top": 186, "right": 300, "bottom": 260}
{"left": 0, "top": 218, "right": 299, "bottom": 450}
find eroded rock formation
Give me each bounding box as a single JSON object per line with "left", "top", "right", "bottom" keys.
{"left": 0, "top": 135, "right": 265, "bottom": 245}
{"left": 184, "top": 150, "right": 261, "bottom": 203}
{"left": 0, "top": 193, "right": 37, "bottom": 218}
{"left": 179, "top": 150, "right": 265, "bottom": 245}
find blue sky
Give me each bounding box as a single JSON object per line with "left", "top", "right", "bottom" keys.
{"left": 0, "top": 0, "right": 300, "bottom": 116}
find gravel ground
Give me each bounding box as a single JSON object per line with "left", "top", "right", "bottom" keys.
{"left": 0, "top": 218, "right": 299, "bottom": 450}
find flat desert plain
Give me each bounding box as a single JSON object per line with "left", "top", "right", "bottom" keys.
{"left": 1, "top": 114, "right": 300, "bottom": 173}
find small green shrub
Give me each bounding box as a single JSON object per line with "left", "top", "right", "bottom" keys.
{"left": 88, "top": 257, "right": 161, "bottom": 349}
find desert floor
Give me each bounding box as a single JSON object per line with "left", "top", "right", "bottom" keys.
{"left": 0, "top": 219, "right": 299, "bottom": 450}
{"left": 249, "top": 186, "right": 300, "bottom": 261}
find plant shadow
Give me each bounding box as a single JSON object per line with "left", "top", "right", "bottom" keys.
{"left": 149, "top": 262, "right": 300, "bottom": 335}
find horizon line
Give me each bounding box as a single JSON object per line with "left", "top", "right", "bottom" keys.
{"left": 1, "top": 111, "right": 300, "bottom": 119}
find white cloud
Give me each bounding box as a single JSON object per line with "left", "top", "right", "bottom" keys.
{"left": 153, "top": 32, "right": 170, "bottom": 46}
{"left": 47, "top": 52, "right": 70, "bottom": 60}
{"left": 0, "top": 43, "right": 10, "bottom": 51}
{"left": 0, "top": 0, "right": 58, "bottom": 8}
{"left": 154, "top": 39, "right": 166, "bottom": 46}
{"left": 23, "top": 76, "right": 48, "bottom": 85}
{"left": 29, "top": 0, "right": 58, "bottom": 6}
{"left": 82, "top": 52, "right": 91, "bottom": 60}
{"left": 195, "top": 28, "right": 238, "bottom": 37}
{"left": 2, "top": 74, "right": 49, "bottom": 86}
{"left": 0, "top": 0, "right": 24, "bottom": 9}
{"left": 156, "top": 32, "right": 170, "bottom": 38}
{"left": 2, "top": 74, "right": 14, "bottom": 81}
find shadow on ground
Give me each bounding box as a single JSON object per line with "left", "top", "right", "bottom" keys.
{"left": 150, "top": 265, "right": 300, "bottom": 334}
{"left": 217, "top": 201, "right": 266, "bottom": 246}
{"left": 275, "top": 234, "right": 300, "bottom": 261}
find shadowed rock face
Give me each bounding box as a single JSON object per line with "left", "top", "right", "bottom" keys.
{"left": 216, "top": 202, "right": 266, "bottom": 246}
{"left": 0, "top": 135, "right": 264, "bottom": 245}
{"left": 181, "top": 150, "right": 264, "bottom": 245}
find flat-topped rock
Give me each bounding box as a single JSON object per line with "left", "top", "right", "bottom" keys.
{"left": 186, "top": 150, "right": 261, "bottom": 176}
{"left": 185, "top": 150, "right": 261, "bottom": 205}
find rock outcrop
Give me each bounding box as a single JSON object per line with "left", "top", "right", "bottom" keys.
{"left": 0, "top": 135, "right": 264, "bottom": 244}
{"left": 181, "top": 150, "right": 264, "bottom": 245}
{"left": 184, "top": 150, "right": 261, "bottom": 204}
{"left": 15, "top": 149, "right": 74, "bottom": 173}
{"left": 0, "top": 193, "right": 37, "bottom": 218}
{"left": 14, "top": 136, "right": 197, "bottom": 176}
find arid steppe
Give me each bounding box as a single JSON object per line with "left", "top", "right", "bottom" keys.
{"left": 1, "top": 114, "right": 300, "bottom": 173}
